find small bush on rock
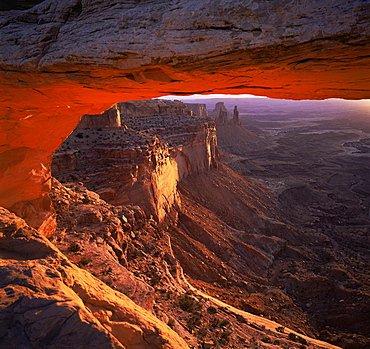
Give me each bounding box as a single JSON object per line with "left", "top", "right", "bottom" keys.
{"left": 78, "top": 256, "right": 91, "bottom": 267}
{"left": 68, "top": 242, "right": 81, "bottom": 252}
{"left": 178, "top": 294, "right": 196, "bottom": 312}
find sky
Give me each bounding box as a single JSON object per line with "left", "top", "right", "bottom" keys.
{"left": 159, "top": 94, "right": 268, "bottom": 100}
{"left": 159, "top": 94, "right": 370, "bottom": 109}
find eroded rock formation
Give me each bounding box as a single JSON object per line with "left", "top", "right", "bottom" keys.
{"left": 0, "top": 0, "right": 369, "bottom": 230}
{"left": 231, "top": 106, "right": 242, "bottom": 126}
{"left": 214, "top": 104, "right": 242, "bottom": 126}
{"left": 52, "top": 100, "right": 218, "bottom": 222}
{"left": 215, "top": 109, "right": 229, "bottom": 126}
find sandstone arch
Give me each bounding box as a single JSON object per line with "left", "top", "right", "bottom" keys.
{"left": 0, "top": 0, "right": 369, "bottom": 231}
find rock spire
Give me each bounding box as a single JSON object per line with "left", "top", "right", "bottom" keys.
{"left": 232, "top": 106, "right": 242, "bottom": 126}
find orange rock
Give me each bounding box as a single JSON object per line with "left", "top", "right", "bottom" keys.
{"left": 0, "top": 0, "right": 369, "bottom": 230}
{"left": 0, "top": 207, "right": 189, "bottom": 349}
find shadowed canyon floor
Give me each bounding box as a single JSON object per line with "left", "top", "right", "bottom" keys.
{"left": 0, "top": 0, "right": 369, "bottom": 231}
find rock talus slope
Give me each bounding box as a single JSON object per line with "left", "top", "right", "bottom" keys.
{"left": 0, "top": 0, "right": 369, "bottom": 228}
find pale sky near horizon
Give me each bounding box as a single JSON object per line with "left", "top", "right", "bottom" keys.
{"left": 159, "top": 94, "right": 267, "bottom": 99}
{"left": 159, "top": 94, "right": 370, "bottom": 106}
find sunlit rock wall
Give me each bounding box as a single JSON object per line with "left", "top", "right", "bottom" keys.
{"left": 0, "top": 207, "right": 188, "bottom": 349}
{"left": 79, "top": 105, "right": 121, "bottom": 129}
{"left": 52, "top": 100, "right": 218, "bottom": 222}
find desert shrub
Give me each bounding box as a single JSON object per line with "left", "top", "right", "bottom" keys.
{"left": 288, "top": 333, "right": 308, "bottom": 345}
{"left": 210, "top": 317, "right": 220, "bottom": 328}
{"left": 102, "top": 266, "right": 113, "bottom": 275}
{"left": 165, "top": 291, "right": 172, "bottom": 300}
{"left": 167, "top": 318, "right": 175, "bottom": 328}
{"left": 276, "top": 326, "right": 285, "bottom": 333}
{"left": 187, "top": 314, "right": 202, "bottom": 331}
{"left": 207, "top": 306, "right": 218, "bottom": 314}
{"left": 130, "top": 249, "right": 142, "bottom": 259}
{"left": 220, "top": 330, "right": 232, "bottom": 343}
{"left": 150, "top": 275, "right": 161, "bottom": 287}
{"left": 68, "top": 242, "right": 81, "bottom": 252}
{"left": 78, "top": 256, "right": 91, "bottom": 267}
{"left": 82, "top": 195, "right": 91, "bottom": 204}
{"left": 178, "top": 294, "right": 196, "bottom": 312}
{"left": 219, "top": 319, "right": 230, "bottom": 328}
{"left": 76, "top": 132, "right": 84, "bottom": 138}
{"left": 105, "top": 217, "right": 112, "bottom": 223}
{"left": 261, "top": 336, "right": 272, "bottom": 343}
{"left": 198, "top": 327, "right": 207, "bottom": 338}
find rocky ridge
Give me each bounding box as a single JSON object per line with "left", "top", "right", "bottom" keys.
{"left": 51, "top": 99, "right": 370, "bottom": 347}
{"left": 1, "top": 97, "right": 363, "bottom": 348}
{"left": 0, "top": 176, "right": 342, "bottom": 349}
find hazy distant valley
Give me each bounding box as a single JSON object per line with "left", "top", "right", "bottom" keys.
{"left": 207, "top": 98, "right": 370, "bottom": 347}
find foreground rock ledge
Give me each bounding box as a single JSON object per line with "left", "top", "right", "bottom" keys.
{"left": 0, "top": 207, "right": 188, "bottom": 349}
{"left": 0, "top": 0, "right": 369, "bottom": 229}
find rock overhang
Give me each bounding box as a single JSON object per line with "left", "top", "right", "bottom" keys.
{"left": 0, "top": 0, "right": 369, "bottom": 231}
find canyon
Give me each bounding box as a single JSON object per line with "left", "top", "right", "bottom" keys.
{"left": 1, "top": 0, "right": 370, "bottom": 348}
{"left": 3, "top": 96, "right": 369, "bottom": 348}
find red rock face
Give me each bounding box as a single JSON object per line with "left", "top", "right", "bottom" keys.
{"left": 0, "top": 0, "right": 369, "bottom": 231}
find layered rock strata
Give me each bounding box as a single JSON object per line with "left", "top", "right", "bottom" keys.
{"left": 52, "top": 100, "right": 218, "bottom": 222}
{"left": 79, "top": 105, "right": 122, "bottom": 129}
{"left": 1, "top": 177, "right": 339, "bottom": 349}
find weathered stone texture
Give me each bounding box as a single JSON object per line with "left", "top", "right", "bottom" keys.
{"left": 0, "top": 207, "right": 189, "bottom": 349}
